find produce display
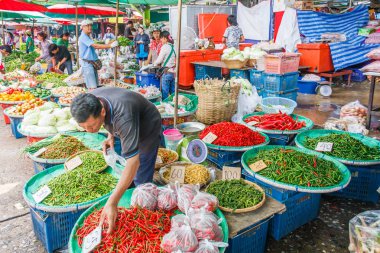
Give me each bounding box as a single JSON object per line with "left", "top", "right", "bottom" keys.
{"left": 58, "top": 91, "right": 84, "bottom": 105}
{"left": 4, "top": 51, "right": 39, "bottom": 72}
{"left": 52, "top": 86, "right": 86, "bottom": 97}
{"left": 6, "top": 98, "right": 45, "bottom": 116}
{"left": 29, "top": 88, "right": 51, "bottom": 98}
{"left": 41, "top": 78, "right": 67, "bottom": 89}
{"left": 36, "top": 72, "right": 68, "bottom": 83}
{"left": 156, "top": 103, "right": 187, "bottom": 115}
{"left": 304, "top": 133, "right": 380, "bottom": 161}
{"left": 117, "top": 36, "right": 133, "bottom": 47}
{"left": 3, "top": 70, "right": 32, "bottom": 81}
{"left": 34, "top": 136, "right": 88, "bottom": 159}
{"left": 247, "top": 148, "right": 343, "bottom": 187}
{"left": 162, "top": 164, "right": 211, "bottom": 185}
{"left": 206, "top": 179, "right": 264, "bottom": 210}
{"left": 242, "top": 46, "right": 267, "bottom": 60}
{"left": 0, "top": 78, "right": 37, "bottom": 91}
{"left": 244, "top": 112, "right": 306, "bottom": 131}
{"left": 157, "top": 148, "right": 178, "bottom": 165}
{"left": 133, "top": 85, "right": 161, "bottom": 98}
{"left": 0, "top": 88, "right": 34, "bottom": 102}
{"left": 199, "top": 122, "right": 266, "bottom": 147}
{"left": 76, "top": 207, "right": 172, "bottom": 252}
{"left": 66, "top": 151, "right": 107, "bottom": 173}
{"left": 221, "top": 48, "right": 247, "bottom": 62}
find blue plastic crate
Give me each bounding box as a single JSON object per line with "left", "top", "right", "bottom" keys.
{"left": 267, "top": 133, "right": 295, "bottom": 146}
{"left": 269, "top": 193, "right": 321, "bottom": 240}
{"left": 33, "top": 161, "right": 56, "bottom": 174}
{"left": 225, "top": 217, "right": 271, "bottom": 253}
{"left": 230, "top": 69, "right": 250, "bottom": 79}
{"left": 10, "top": 117, "right": 25, "bottom": 139}
{"left": 194, "top": 64, "right": 222, "bottom": 80}
{"left": 30, "top": 207, "right": 87, "bottom": 253}
{"left": 135, "top": 72, "right": 160, "bottom": 89}
{"left": 207, "top": 149, "right": 244, "bottom": 169}
{"left": 343, "top": 68, "right": 366, "bottom": 82}
{"left": 262, "top": 89, "right": 298, "bottom": 101}
{"left": 249, "top": 69, "right": 264, "bottom": 90}
{"left": 243, "top": 171, "right": 298, "bottom": 202}
{"left": 327, "top": 164, "right": 380, "bottom": 203}
{"left": 263, "top": 72, "right": 299, "bottom": 92}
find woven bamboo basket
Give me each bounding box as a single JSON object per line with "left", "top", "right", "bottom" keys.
{"left": 222, "top": 59, "right": 248, "bottom": 69}
{"left": 155, "top": 148, "right": 179, "bottom": 170}
{"left": 194, "top": 79, "right": 241, "bottom": 125}
{"left": 247, "top": 59, "right": 257, "bottom": 67}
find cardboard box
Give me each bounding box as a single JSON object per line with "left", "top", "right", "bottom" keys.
{"left": 293, "top": 0, "right": 313, "bottom": 10}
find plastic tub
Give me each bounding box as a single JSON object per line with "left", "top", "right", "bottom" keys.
{"left": 135, "top": 72, "right": 160, "bottom": 89}
{"left": 163, "top": 128, "right": 183, "bottom": 151}
{"left": 260, "top": 97, "right": 297, "bottom": 114}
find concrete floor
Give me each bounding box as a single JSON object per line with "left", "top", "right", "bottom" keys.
{"left": 0, "top": 80, "right": 379, "bottom": 253}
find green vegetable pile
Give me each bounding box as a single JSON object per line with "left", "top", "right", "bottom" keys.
{"left": 42, "top": 78, "right": 67, "bottom": 89}
{"left": 70, "top": 151, "right": 107, "bottom": 173}
{"left": 36, "top": 72, "right": 68, "bottom": 82}
{"left": 29, "top": 88, "right": 51, "bottom": 98}
{"left": 4, "top": 51, "right": 39, "bottom": 72}
{"left": 304, "top": 133, "right": 380, "bottom": 161}
{"left": 38, "top": 136, "right": 88, "bottom": 159}
{"left": 117, "top": 36, "right": 133, "bottom": 47}
{"left": 206, "top": 179, "right": 263, "bottom": 210}
{"left": 247, "top": 148, "right": 343, "bottom": 187}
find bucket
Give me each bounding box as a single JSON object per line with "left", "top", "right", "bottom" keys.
{"left": 163, "top": 128, "right": 183, "bottom": 151}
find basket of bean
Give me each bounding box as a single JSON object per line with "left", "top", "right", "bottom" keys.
{"left": 159, "top": 162, "right": 212, "bottom": 187}
{"left": 64, "top": 150, "right": 108, "bottom": 173}
{"left": 155, "top": 148, "right": 179, "bottom": 170}
{"left": 206, "top": 179, "right": 265, "bottom": 213}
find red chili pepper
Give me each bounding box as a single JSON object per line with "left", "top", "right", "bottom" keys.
{"left": 245, "top": 113, "right": 306, "bottom": 131}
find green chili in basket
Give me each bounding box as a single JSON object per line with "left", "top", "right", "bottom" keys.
{"left": 247, "top": 148, "right": 343, "bottom": 187}
{"left": 39, "top": 136, "right": 88, "bottom": 159}
{"left": 304, "top": 133, "right": 380, "bottom": 161}
{"left": 73, "top": 151, "right": 107, "bottom": 173}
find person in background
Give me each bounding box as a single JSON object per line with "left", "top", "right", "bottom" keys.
{"left": 25, "top": 30, "right": 34, "bottom": 53}
{"left": 79, "top": 20, "right": 118, "bottom": 90}
{"left": 57, "top": 32, "right": 70, "bottom": 48}
{"left": 49, "top": 44, "right": 73, "bottom": 74}
{"left": 14, "top": 32, "right": 20, "bottom": 50}
{"left": 145, "top": 25, "right": 162, "bottom": 65}
{"left": 35, "top": 31, "right": 52, "bottom": 72}
{"left": 134, "top": 26, "right": 150, "bottom": 67}
{"left": 154, "top": 31, "right": 176, "bottom": 100}
{"left": 5, "top": 32, "right": 14, "bottom": 47}
{"left": 0, "top": 45, "right": 12, "bottom": 73}
{"left": 222, "top": 15, "right": 244, "bottom": 49}
{"left": 124, "top": 20, "right": 134, "bottom": 40}
{"left": 103, "top": 27, "right": 116, "bottom": 41}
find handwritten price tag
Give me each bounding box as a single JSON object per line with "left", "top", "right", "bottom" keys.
{"left": 247, "top": 121, "right": 259, "bottom": 126}
{"left": 249, "top": 160, "right": 267, "bottom": 172}
{"left": 82, "top": 226, "right": 102, "bottom": 253}
{"left": 32, "top": 185, "right": 51, "bottom": 203}
{"left": 34, "top": 148, "right": 46, "bottom": 157}
{"left": 202, "top": 132, "right": 217, "bottom": 144}
{"left": 156, "top": 156, "right": 163, "bottom": 164}
{"left": 222, "top": 166, "right": 241, "bottom": 180}
{"left": 66, "top": 156, "right": 83, "bottom": 171}
{"left": 315, "top": 142, "right": 333, "bottom": 152}
{"left": 169, "top": 166, "right": 186, "bottom": 183}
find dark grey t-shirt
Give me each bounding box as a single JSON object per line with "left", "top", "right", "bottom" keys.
{"left": 91, "top": 87, "right": 161, "bottom": 158}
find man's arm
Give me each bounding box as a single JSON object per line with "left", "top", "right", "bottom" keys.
{"left": 92, "top": 43, "right": 112, "bottom": 50}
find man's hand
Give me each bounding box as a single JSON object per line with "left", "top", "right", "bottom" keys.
{"left": 110, "top": 41, "right": 119, "bottom": 48}
{"left": 99, "top": 200, "right": 118, "bottom": 234}
{"left": 102, "top": 137, "right": 114, "bottom": 153}
{"left": 35, "top": 57, "right": 40, "bottom": 62}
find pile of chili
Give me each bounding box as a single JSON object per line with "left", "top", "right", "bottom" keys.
{"left": 244, "top": 112, "right": 306, "bottom": 131}
{"left": 199, "top": 122, "right": 266, "bottom": 147}
{"left": 76, "top": 207, "right": 172, "bottom": 253}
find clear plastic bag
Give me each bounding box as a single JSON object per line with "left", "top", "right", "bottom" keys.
{"left": 348, "top": 210, "right": 380, "bottom": 253}
{"left": 177, "top": 184, "right": 199, "bottom": 213}
{"left": 195, "top": 240, "right": 228, "bottom": 253}
{"left": 161, "top": 224, "right": 199, "bottom": 252}
{"left": 189, "top": 207, "right": 223, "bottom": 241}
{"left": 130, "top": 183, "right": 158, "bottom": 210}
{"left": 171, "top": 214, "right": 190, "bottom": 230}
{"left": 103, "top": 149, "right": 126, "bottom": 175}
{"left": 232, "top": 79, "right": 261, "bottom": 123}
{"left": 29, "top": 62, "right": 42, "bottom": 74}
{"left": 340, "top": 100, "right": 368, "bottom": 125}
{"left": 190, "top": 191, "right": 218, "bottom": 212}
{"left": 158, "top": 185, "right": 178, "bottom": 211}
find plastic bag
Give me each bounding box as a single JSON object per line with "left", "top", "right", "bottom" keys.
{"left": 29, "top": 62, "right": 42, "bottom": 74}
{"left": 361, "top": 61, "right": 380, "bottom": 72}
{"left": 177, "top": 184, "right": 199, "bottom": 213}
{"left": 324, "top": 117, "right": 369, "bottom": 135}
{"left": 232, "top": 79, "right": 261, "bottom": 123}
{"left": 365, "top": 48, "right": 380, "bottom": 60}
{"left": 195, "top": 240, "right": 228, "bottom": 253}
{"left": 190, "top": 191, "right": 218, "bottom": 212}
{"left": 103, "top": 149, "right": 126, "bottom": 175}
{"left": 348, "top": 210, "right": 380, "bottom": 253}
{"left": 130, "top": 183, "right": 158, "bottom": 210}
{"left": 340, "top": 100, "right": 368, "bottom": 125}
{"left": 171, "top": 214, "right": 190, "bottom": 230}
{"left": 64, "top": 68, "right": 84, "bottom": 86}
{"left": 161, "top": 224, "right": 198, "bottom": 252}
{"left": 189, "top": 208, "right": 223, "bottom": 241}
{"left": 158, "top": 185, "right": 178, "bottom": 211}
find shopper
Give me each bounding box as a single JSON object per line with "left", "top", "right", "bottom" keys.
{"left": 35, "top": 31, "right": 52, "bottom": 72}
{"left": 25, "top": 30, "right": 34, "bottom": 53}
{"left": 103, "top": 27, "right": 116, "bottom": 41}
{"left": 145, "top": 25, "right": 162, "bottom": 64}
{"left": 222, "top": 15, "right": 244, "bottom": 49}
{"left": 49, "top": 44, "right": 73, "bottom": 74}
{"left": 5, "top": 32, "right": 14, "bottom": 47}
{"left": 124, "top": 20, "right": 134, "bottom": 40}
{"left": 134, "top": 26, "right": 150, "bottom": 67}
{"left": 56, "top": 32, "right": 70, "bottom": 48}
{"left": 70, "top": 88, "right": 161, "bottom": 233}
{"left": 154, "top": 31, "right": 176, "bottom": 100}
{"left": 79, "top": 20, "right": 118, "bottom": 90}
{"left": 0, "top": 45, "right": 12, "bottom": 73}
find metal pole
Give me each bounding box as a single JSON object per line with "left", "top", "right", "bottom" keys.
{"left": 75, "top": 3, "right": 79, "bottom": 69}
{"left": 2, "top": 12, "right": 4, "bottom": 45}
{"left": 114, "top": 0, "right": 120, "bottom": 86}
{"left": 173, "top": 0, "right": 182, "bottom": 127}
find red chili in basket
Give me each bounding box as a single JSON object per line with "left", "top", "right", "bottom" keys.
{"left": 244, "top": 112, "right": 306, "bottom": 131}
{"left": 76, "top": 207, "right": 172, "bottom": 253}
{"left": 199, "top": 122, "right": 266, "bottom": 147}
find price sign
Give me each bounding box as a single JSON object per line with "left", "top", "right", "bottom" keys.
{"left": 156, "top": 156, "right": 163, "bottom": 164}
{"left": 45, "top": 83, "right": 54, "bottom": 89}
{"left": 222, "top": 166, "right": 241, "bottom": 180}
{"left": 169, "top": 166, "right": 186, "bottom": 183}
{"left": 34, "top": 148, "right": 46, "bottom": 157}
{"left": 315, "top": 142, "right": 333, "bottom": 152}
{"left": 82, "top": 226, "right": 102, "bottom": 253}
{"left": 66, "top": 156, "right": 83, "bottom": 171}
{"left": 247, "top": 121, "right": 259, "bottom": 126}
{"left": 249, "top": 160, "right": 267, "bottom": 172}
{"left": 32, "top": 185, "right": 51, "bottom": 203}
{"left": 202, "top": 132, "right": 217, "bottom": 144}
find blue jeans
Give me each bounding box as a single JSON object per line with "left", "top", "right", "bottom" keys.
{"left": 82, "top": 62, "right": 99, "bottom": 89}
{"left": 134, "top": 144, "right": 159, "bottom": 186}
{"left": 161, "top": 73, "right": 175, "bottom": 100}
{"left": 59, "top": 60, "right": 73, "bottom": 75}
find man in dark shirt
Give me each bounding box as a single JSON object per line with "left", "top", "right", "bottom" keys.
{"left": 124, "top": 20, "right": 134, "bottom": 40}
{"left": 48, "top": 44, "right": 73, "bottom": 74}
{"left": 71, "top": 87, "right": 161, "bottom": 233}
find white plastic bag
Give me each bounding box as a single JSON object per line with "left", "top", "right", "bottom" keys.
{"left": 340, "top": 100, "right": 368, "bottom": 125}
{"left": 157, "top": 185, "right": 178, "bottom": 211}
{"left": 161, "top": 223, "right": 199, "bottom": 252}
{"left": 103, "top": 149, "right": 126, "bottom": 175}
{"left": 176, "top": 184, "right": 199, "bottom": 213}
{"left": 232, "top": 79, "right": 261, "bottom": 123}
{"left": 190, "top": 191, "right": 218, "bottom": 212}
{"left": 195, "top": 240, "right": 228, "bottom": 253}
{"left": 188, "top": 207, "right": 223, "bottom": 241}
{"left": 130, "top": 183, "right": 158, "bottom": 210}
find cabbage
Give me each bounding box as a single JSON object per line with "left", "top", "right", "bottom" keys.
{"left": 53, "top": 108, "right": 69, "bottom": 121}
{"left": 34, "top": 126, "right": 57, "bottom": 134}
{"left": 69, "top": 118, "right": 84, "bottom": 131}
{"left": 57, "top": 123, "right": 77, "bottom": 132}
{"left": 38, "top": 114, "right": 57, "bottom": 127}
{"left": 63, "top": 107, "right": 72, "bottom": 118}
{"left": 39, "top": 102, "right": 59, "bottom": 111}
{"left": 23, "top": 111, "right": 40, "bottom": 126}
{"left": 55, "top": 120, "right": 69, "bottom": 127}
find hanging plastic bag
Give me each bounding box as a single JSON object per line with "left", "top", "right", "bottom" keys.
{"left": 195, "top": 240, "right": 228, "bottom": 253}
{"left": 130, "top": 183, "right": 158, "bottom": 210}
{"left": 157, "top": 185, "right": 178, "bottom": 211}
{"left": 189, "top": 207, "right": 223, "bottom": 241}
{"left": 161, "top": 223, "right": 199, "bottom": 252}
{"left": 177, "top": 184, "right": 199, "bottom": 213}
{"left": 190, "top": 191, "right": 218, "bottom": 212}
{"left": 103, "top": 149, "right": 126, "bottom": 175}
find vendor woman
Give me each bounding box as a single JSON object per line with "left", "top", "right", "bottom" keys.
{"left": 222, "top": 15, "right": 245, "bottom": 49}
{"left": 71, "top": 87, "right": 161, "bottom": 233}
{"left": 134, "top": 26, "right": 150, "bottom": 66}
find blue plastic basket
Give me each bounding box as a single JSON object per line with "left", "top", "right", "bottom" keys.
{"left": 249, "top": 69, "right": 264, "bottom": 90}
{"left": 135, "top": 72, "right": 160, "bottom": 89}
{"left": 30, "top": 207, "right": 87, "bottom": 253}
{"left": 194, "top": 64, "right": 222, "bottom": 80}
{"left": 33, "top": 161, "right": 56, "bottom": 174}
{"left": 269, "top": 193, "right": 321, "bottom": 240}
{"left": 343, "top": 68, "right": 366, "bottom": 82}
{"left": 207, "top": 149, "right": 244, "bottom": 169}
{"left": 10, "top": 117, "right": 25, "bottom": 139}
{"left": 266, "top": 133, "right": 295, "bottom": 146}
{"left": 263, "top": 72, "right": 299, "bottom": 92}
{"left": 230, "top": 69, "right": 250, "bottom": 79}
{"left": 327, "top": 164, "right": 380, "bottom": 203}
{"left": 225, "top": 217, "right": 271, "bottom": 253}
{"left": 262, "top": 89, "right": 298, "bottom": 101}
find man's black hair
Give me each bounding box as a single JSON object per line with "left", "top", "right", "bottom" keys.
{"left": 127, "top": 20, "right": 133, "bottom": 25}
{"left": 0, "top": 45, "right": 12, "bottom": 54}
{"left": 71, "top": 93, "right": 102, "bottom": 123}
{"left": 227, "top": 15, "right": 238, "bottom": 26}
{"left": 48, "top": 44, "right": 58, "bottom": 57}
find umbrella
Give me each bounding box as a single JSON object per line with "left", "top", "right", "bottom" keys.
{"left": 50, "top": 18, "right": 74, "bottom": 25}
{"left": 46, "top": 4, "right": 125, "bottom": 16}
{"left": 0, "top": 0, "right": 47, "bottom": 12}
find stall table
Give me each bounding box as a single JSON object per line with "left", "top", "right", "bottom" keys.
{"left": 318, "top": 69, "right": 353, "bottom": 86}
{"left": 364, "top": 72, "right": 380, "bottom": 129}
